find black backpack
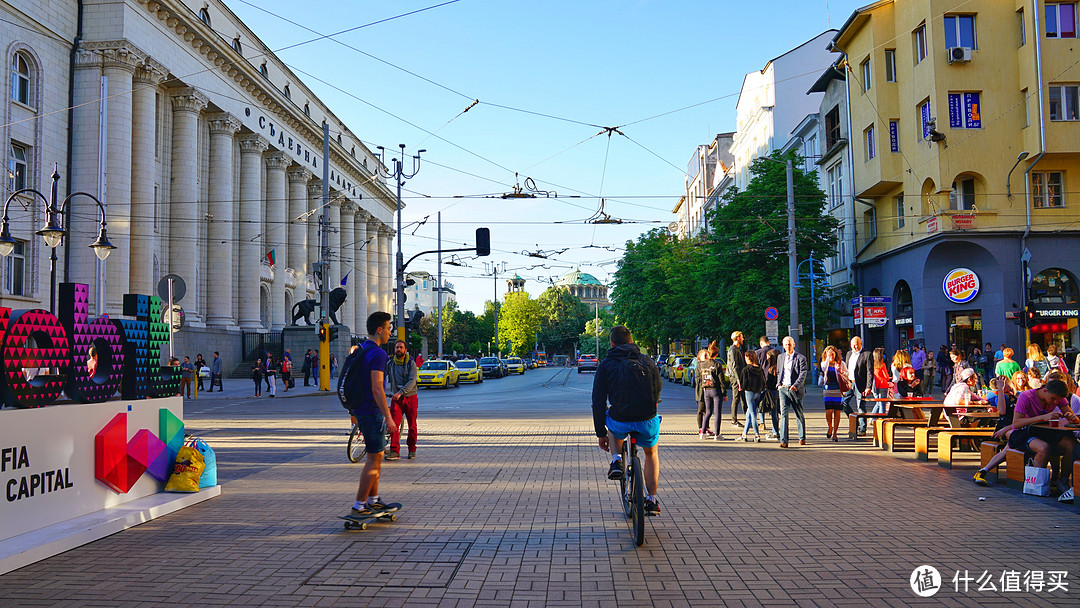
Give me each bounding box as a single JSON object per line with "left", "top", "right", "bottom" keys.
{"left": 611, "top": 351, "right": 657, "bottom": 411}
{"left": 338, "top": 342, "right": 378, "bottom": 410}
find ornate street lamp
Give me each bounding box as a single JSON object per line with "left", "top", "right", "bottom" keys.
{"left": 0, "top": 164, "right": 116, "bottom": 311}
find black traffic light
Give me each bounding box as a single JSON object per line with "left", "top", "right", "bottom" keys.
{"left": 475, "top": 227, "right": 490, "bottom": 256}
{"left": 318, "top": 325, "right": 328, "bottom": 343}
{"left": 1026, "top": 305, "right": 1036, "bottom": 324}
{"left": 329, "top": 326, "right": 340, "bottom": 342}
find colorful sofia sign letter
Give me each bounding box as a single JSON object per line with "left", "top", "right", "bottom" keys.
{"left": 0, "top": 282, "right": 180, "bottom": 408}
{"left": 943, "top": 268, "right": 980, "bottom": 304}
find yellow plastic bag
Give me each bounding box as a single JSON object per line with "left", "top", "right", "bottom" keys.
{"left": 164, "top": 445, "right": 206, "bottom": 493}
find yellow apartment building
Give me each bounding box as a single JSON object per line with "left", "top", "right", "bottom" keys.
{"left": 832, "top": 0, "right": 1080, "bottom": 356}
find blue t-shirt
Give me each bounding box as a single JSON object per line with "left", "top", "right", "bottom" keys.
{"left": 352, "top": 340, "right": 389, "bottom": 415}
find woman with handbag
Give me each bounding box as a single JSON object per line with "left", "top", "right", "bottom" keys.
{"left": 738, "top": 352, "right": 766, "bottom": 442}
{"left": 821, "top": 345, "right": 848, "bottom": 442}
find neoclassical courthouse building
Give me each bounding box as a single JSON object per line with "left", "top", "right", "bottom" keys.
{"left": 3, "top": 0, "right": 397, "bottom": 356}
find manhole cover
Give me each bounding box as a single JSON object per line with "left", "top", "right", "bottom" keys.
{"left": 306, "top": 541, "right": 472, "bottom": 588}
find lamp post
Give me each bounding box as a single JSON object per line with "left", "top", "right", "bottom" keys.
{"left": 0, "top": 165, "right": 115, "bottom": 312}
{"left": 797, "top": 251, "right": 826, "bottom": 384}
{"left": 375, "top": 144, "right": 424, "bottom": 344}
{"left": 756, "top": 155, "right": 799, "bottom": 342}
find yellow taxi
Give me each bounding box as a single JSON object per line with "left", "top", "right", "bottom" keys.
{"left": 504, "top": 357, "right": 526, "bottom": 375}
{"left": 670, "top": 356, "right": 693, "bottom": 383}
{"left": 417, "top": 360, "right": 460, "bottom": 389}
{"left": 454, "top": 359, "right": 483, "bottom": 383}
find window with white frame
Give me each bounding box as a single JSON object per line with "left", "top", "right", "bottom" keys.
{"left": 1032, "top": 171, "right": 1064, "bottom": 208}
{"left": 11, "top": 53, "right": 30, "bottom": 106}
{"left": 836, "top": 226, "right": 846, "bottom": 269}
{"left": 950, "top": 177, "right": 975, "bottom": 210}
{"left": 944, "top": 14, "right": 977, "bottom": 48}
{"left": 895, "top": 194, "right": 905, "bottom": 229}
{"left": 4, "top": 240, "right": 24, "bottom": 296}
{"left": 9, "top": 143, "right": 27, "bottom": 191}
{"left": 1049, "top": 84, "right": 1080, "bottom": 120}
{"left": 826, "top": 163, "right": 843, "bottom": 210}
{"left": 914, "top": 24, "right": 928, "bottom": 63}
{"left": 861, "top": 58, "right": 871, "bottom": 91}
{"left": 865, "top": 124, "right": 876, "bottom": 161}
{"left": 1046, "top": 3, "right": 1078, "bottom": 38}
{"left": 885, "top": 50, "right": 897, "bottom": 82}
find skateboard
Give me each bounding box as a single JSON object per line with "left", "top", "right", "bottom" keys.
{"left": 338, "top": 503, "right": 402, "bottom": 530}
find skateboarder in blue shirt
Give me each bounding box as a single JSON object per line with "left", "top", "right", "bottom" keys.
{"left": 348, "top": 311, "right": 397, "bottom": 517}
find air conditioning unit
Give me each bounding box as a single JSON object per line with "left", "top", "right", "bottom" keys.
{"left": 947, "top": 46, "right": 972, "bottom": 63}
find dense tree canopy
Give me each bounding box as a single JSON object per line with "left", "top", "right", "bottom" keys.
{"left": 611, "top": 151, "right": 841, "bottom": 351}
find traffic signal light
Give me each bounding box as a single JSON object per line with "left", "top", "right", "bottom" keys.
{"left": 329, "top": 326, "right": 339, "bottom": 342}
{"left": 1026, "top": 305, "right": 1036, "bottom": 324}
{"left": 475, "top": 227, "right": 490, "bottom": 256}
{"left": 318, "top": 325, "right": 328, "bottom": 343}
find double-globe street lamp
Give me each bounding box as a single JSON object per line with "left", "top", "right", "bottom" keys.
{"left": 0, "top": 165, "right": 116, "bottom": 312}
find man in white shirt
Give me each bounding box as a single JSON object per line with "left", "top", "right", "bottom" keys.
{"left": 777, "top": 336, "right": 809, "bottom": 447}
{"left": 844, "top": 336, "right": 875, "bottom": 436}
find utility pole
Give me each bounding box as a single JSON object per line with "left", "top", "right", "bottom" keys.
{"left": 786, "top": 158, "right": 799, "bottom": 345}
{"left": 318, "top": 122, "right": 331, "bottom": 390}
{"left": 375, "top": 144, "right": 424, "bottom": 344}
{"left": 485, "top": 261, "right": 505, "bottom": 356}
{"left": 437, "top": 211, "right": 443, "bottom": 359}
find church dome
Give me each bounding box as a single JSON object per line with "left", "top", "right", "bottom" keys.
{"left": 556, "top": 269, "right": 603, "bottom": 287}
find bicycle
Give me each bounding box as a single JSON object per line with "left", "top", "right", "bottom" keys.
{"left": 615, "top": 435, "right": 647, "bottom": 546}
{"left": 346, "top": 420, "right": 395, "bottom": 463}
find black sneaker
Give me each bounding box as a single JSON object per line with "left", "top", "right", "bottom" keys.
{"left": 645, "top": 498, "right": 660, "bottom": 515}
{"left": 348, "top": 506, "right": 374, "bottom": 518}
{"left": 607, "top": 459, "right": 624, "bottom": 481}
{"left": 367, "top": 500, "right": 399, "bottom": 513}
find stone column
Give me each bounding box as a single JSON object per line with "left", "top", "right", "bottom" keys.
{"left": 366, "top": 217, "right": 380, "bottom": 316}
{"left": 169, "top": 87, "right": 208, "bottom": 322}
{"left": 328, "top": 197, "right": 342, "bottom": 324}
{"left": 307, "top": 180, "right": 323, "bottom": 299}
{"left": 287, "top": 167, "right": 311, "bottom": 305}
{"left": 129, "top": 59, "right": 165, "bottom": 296}
{"left": 102, "top": 48, "right": 140, "bottom": 313}
{"left": 381, "top": 227, "right": 394, "bottom": 314}
{"left": 205, "top": 113, "right": 241, "bottom": 328}
{"left": 237, "top": 134, "right": 268, "bottom": 329}
{"left": 353, "top": 209, "right": 371, "bottom": 330}
{"left": 69, "top": 47, "right": 104, "bottom": 289}
{"left": 265, "top": 152, "right": 290, "bottom": 330}
{"left": 339, "top": 201, "right": 356, "bottom": 331}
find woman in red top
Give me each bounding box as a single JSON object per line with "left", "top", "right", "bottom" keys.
{"left": 870, "top": 348, "right": 890, "bottom": 414}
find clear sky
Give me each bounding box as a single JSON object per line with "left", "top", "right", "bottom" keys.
{"left": 226, "top": 0, "right": 868, "bottom": 313}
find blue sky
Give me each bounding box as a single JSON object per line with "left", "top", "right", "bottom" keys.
{"left": 227, "top": 0, "right": 868, "bottom": 313}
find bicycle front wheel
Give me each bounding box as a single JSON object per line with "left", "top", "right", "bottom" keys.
{"left": 347, "top": 424, "right": 364, "bottom": 463}
{"left": 631, "top": 455, "right": 645, "bottom": 546}
{"left": 620, "top": 442, "right": 632, "bottom": 517}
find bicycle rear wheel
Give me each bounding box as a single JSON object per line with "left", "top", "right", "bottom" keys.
{"left": 620, "top": 441, "right": 632, "bottom": 517}
{"left": 347, "top": 424, "right": 364, "bottom": 463}
{"left": 631, "top": 455, "right": 645, "bottom": 546}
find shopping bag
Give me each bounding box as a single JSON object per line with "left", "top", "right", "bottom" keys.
{"left": 1023, "top": 465, "right": 1051, "bottom": 496}
{"left": 164, "top": 445, "right": 206, "bottom": 492}
{"left": 188, "top": 437, "right": 217, "bottom": 488}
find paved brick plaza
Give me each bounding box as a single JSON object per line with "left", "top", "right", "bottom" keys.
{"left": 1, "top": 401, "right": 1078, "bottom": 607}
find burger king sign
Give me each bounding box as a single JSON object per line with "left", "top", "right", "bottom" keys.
{"left": 943, "top": 268, "right": 980, "bottom": 304}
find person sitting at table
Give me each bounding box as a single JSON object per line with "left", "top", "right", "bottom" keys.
{"left": 973, "top": 375, "right": 1020, "bottom": 486}
{"left": 896, "top": 365, "right": 923, "bottom": 397}
{"left": 891, "top": 349, "right": 911, "bottom": 386}
{"left": 1009, "top": 379, "right": 1080, "bottom": 501}
{"left": 995, "top": 347, "right": 1022, "bottom": 380}
{"left": 944, "top": 368, "right": 988, "bottom": 408}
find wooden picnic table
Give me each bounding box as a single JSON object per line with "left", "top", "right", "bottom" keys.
{"left": 1031, "top": 422, "right": 1080, "bottom": 433}
{"left": 891, "top": 403, "right": 993, "bottom": 428}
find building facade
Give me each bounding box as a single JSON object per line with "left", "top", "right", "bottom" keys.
{"left": 403, "top": 270, "right": 456, "bottom": 317}
{"left": 555, "top": 269, "right": 610, "bottom": 309}
{"left": 834, "top": 0, "right": 1080, "bottom": 355}
{"left": 3, "top": 0, "right": 397, "bottom": 358}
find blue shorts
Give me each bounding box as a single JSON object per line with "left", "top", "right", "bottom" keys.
{"left": 353, "top": 411, "right": 387, "bottom": 454}
{"left": 606, "top": 415, "right": 662, "bottom": 448}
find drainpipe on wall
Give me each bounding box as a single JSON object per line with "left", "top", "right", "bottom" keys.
{"left": 1023, "top": 0, "right": 1047, "bottom": 343}
{"left": 63, "top": 0, "right": 85, "bottom": 284}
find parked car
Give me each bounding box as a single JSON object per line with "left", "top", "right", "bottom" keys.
{"left": 479, "top": 356, "right": 506, "bottom": 378}
{"left": 417, "top": 360, "right": 460, "bottom": 389}
{"left": 663, "top": 355, "right": 681, "bottom": 380}
{"left": 669, "top": 356, "right": 693, "bottom": 383}
{"left": 577, "top": 353, "right": 599, "bottom": 373}
{"left": 504, "top": 357, "right": 526, "bottom": 375}
{"left": 454, "top": 359, "right": 483, "bottom": 383}
{"left": 684, "top": 357, "right": 698, "bottom": 387}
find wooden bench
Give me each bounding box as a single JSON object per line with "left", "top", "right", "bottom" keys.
{"left": 914, "top": 426, "right": 951, "bottom": 461}
{"left": 937, "top": 430, "right": 995, "bottom": 468}
{"left": 980, "top": 440, "right": 1005, "bottom": 483}
{"left": 880, "top": 419, "right": 929, "bottom": 452}
{"left": 1005, "top": 448, "right": 1026, "bottom": 489}
{"left": 848, "top": 413, "right": 890, "bottom": 440}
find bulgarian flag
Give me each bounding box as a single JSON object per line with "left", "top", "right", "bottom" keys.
{"left": 266, "top": 249, "right": 276, "bottom": 265}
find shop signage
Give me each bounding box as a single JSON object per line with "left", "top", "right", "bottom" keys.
{"left": 895, "top": 316, "right": 914, "bottom": 326}
{"left": 927, "top": 216, "right": 939, "bottom": 234}
{"left": 943, "top": 268, "right": 980, "bottom": 304}
{"left": 1031, "top": 304, "right": 1080, "bottom": 319}
{"left": 951, "top": 214, "right": 976, "bottom": 230}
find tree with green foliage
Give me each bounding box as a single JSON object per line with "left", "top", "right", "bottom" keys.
{"left": 578, "top": 307, "right": 616, "bottom": 358}
{"left": 498, "top": 292, "right": 541, "bottom": 356}
{"left": 536, "top": 287, "right": 589, "bottom": 357}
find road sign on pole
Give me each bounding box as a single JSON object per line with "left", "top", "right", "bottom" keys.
{"left": 765, "top": 307, "right": 779, "bottom": 321}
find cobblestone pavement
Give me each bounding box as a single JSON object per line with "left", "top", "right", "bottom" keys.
{"left": 2, "top": 399, "right": 1079, "bottom": 606}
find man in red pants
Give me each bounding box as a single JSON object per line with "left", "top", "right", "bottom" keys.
{"left": 385, "top": 340, "right": 419, "bottom": 460}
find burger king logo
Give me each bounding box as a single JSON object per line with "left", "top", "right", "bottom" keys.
{"left": 943, "top": 268, "right": 980, "bottom": 304}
